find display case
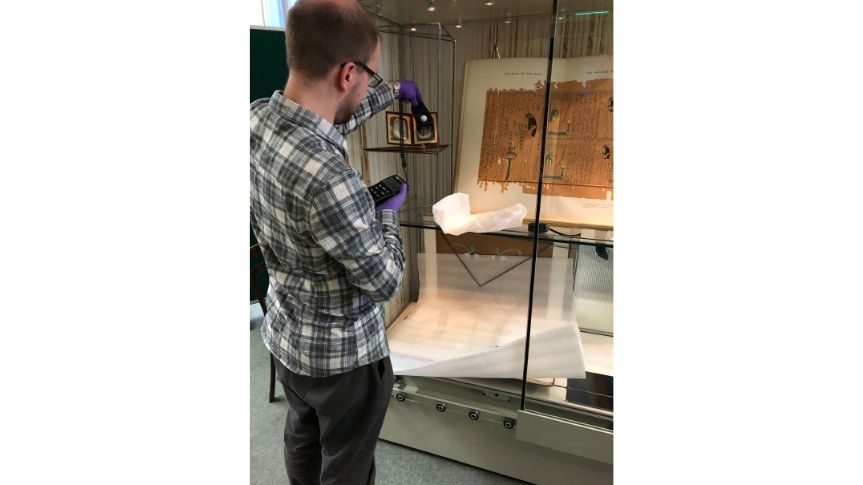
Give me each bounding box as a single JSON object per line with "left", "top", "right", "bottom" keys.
{"left": 353, "top": 2, "right": 613, "bottom": 484}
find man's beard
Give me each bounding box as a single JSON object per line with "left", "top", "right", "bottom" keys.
{"left": 334, "top": 87, "right": 362, "bottom": 125}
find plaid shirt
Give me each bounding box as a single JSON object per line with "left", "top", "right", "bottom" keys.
{"left": 250, "top": 83, "right": 404, "bottom": 377}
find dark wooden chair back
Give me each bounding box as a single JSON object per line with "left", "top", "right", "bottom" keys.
{"left": 250, "top": 243, "right": 277, "bottom": 403}
{"left": 250, "top": 244, "right": 268, "bottom": 314}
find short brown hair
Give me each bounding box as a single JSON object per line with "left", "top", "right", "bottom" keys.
{"left": 286, "top": 0, "right": 379, "bottom": 79}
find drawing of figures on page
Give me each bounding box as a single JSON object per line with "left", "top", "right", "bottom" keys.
{"left": 476, "top": 78, "right": 613, "bottom": 200}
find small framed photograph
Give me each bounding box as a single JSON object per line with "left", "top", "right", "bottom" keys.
{"left": 385, "top": 112, "right": 414, "bottom": 145}
{"left": 412, "top": 112, "right": 438, "bottom": 144}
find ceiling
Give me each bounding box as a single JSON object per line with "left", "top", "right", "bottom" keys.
{"left": 358, "top": 0, "right": 613, "bottom": 27}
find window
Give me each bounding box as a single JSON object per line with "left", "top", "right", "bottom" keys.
{"left": 251, "top": 0, "right": 295, "bottom": 28}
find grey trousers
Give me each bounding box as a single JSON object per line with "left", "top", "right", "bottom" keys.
{"left": 273, "top": 355, "right": 395, "bottom": 485}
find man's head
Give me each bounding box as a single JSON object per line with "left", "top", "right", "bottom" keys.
{"left": 286, "top": 0, "right": 382, "bottom": 123}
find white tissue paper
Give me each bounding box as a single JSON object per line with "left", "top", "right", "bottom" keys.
{"left": 432, "top": 193, "right": 526, "bottom": 235}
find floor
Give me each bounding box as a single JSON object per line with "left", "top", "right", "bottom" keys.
{"left": 250, "top": 303, "right": 529, "bottom": 485}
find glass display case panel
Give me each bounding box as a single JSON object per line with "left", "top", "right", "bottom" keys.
{"left": 385, "top": 227, "right": 542, "bottom": 382}
{"left": 356, "top": 0, "right": 614, "bottom": 421}
{"left": 521, "top": 0, "right": 614, "bottom": 420}
{"left": 354, "top": 21, "right": 456, "bottom": 210}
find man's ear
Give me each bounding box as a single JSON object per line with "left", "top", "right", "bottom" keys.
{"left": 335, "top": 62, "right": 356, "bottom": 92}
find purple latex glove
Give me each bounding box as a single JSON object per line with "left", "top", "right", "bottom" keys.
{"left": 397, "top": 80, "right": 422, "bottom": 106}
{"left": 375, "top": 183, "right": 408, "bottom": 213}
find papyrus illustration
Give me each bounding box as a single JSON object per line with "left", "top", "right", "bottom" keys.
{"left": 456, "top": 57, "right": 614, "bottom": 227}
{"left": 478, "top": 79, "right": 613, "bottom": 199}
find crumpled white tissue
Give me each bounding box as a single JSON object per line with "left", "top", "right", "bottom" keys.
{"left": 432, "top": 193, "right": 527, "bottom": 235}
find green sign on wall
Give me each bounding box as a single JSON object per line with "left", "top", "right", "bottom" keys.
{"left": 251, "top": 28, "right": 289, "bottom": 103}
{"left": 250, "top": 27, "right": 289, "bottom": 301}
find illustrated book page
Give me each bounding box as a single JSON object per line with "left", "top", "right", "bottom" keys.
{"left": 456, "top": 56, "right": 613, "bottom": 228}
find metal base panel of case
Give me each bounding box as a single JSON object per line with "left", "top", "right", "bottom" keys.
{"left": 380, "top": 376, "right": 612, "bottom": 485}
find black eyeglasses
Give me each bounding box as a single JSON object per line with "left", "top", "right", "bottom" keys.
{"left": 350, "top": 60, "right": 383, "bottom": 88}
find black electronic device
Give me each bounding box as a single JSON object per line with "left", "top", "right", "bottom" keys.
{"left": 411, "top": 100, "right": 434, "bottom": 134}
{"left": 368, "top": 174, "right": 407, "bottom": 205}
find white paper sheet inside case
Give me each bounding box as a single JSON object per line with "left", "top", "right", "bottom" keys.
{"left": 432, "top": 193, "right": 526, "bottom": 236}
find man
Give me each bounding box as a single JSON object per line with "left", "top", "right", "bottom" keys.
{"left": 250, "top": 0, "right": 422, "bottom": 484}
